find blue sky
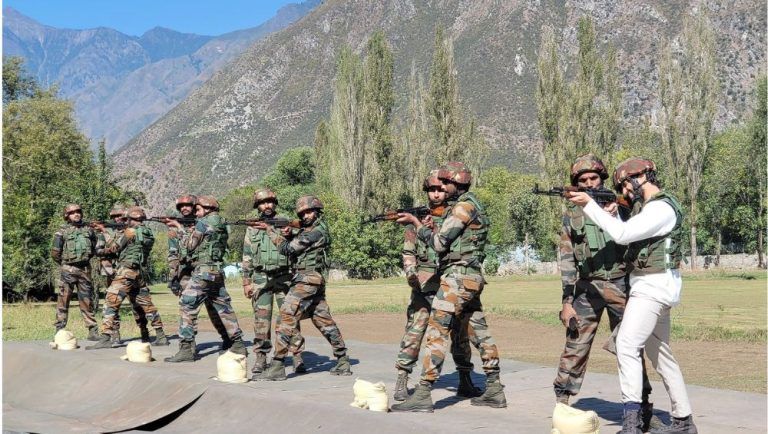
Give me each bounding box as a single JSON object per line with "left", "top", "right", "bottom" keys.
{"left": 4, "top": 0, "right": 299, "bottom": 36}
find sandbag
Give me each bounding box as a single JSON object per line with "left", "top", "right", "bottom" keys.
{"left": 214, "top": 350, "right": 248, "bottom": 383}
{"left": 350, "top": 378, "right": 389, "bottom": 412}
{"left": 120, "top": 341, "right": 154, "bottom": 363}
{"left": 551, "top": 402, "right": 600, "bottom": 434}
{"left": 49, "top": 329, "right": 78, "bottom": 350}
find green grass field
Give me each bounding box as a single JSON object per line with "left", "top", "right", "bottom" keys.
{"left": 5, "top": 270, "right": 765, "bottom": 343}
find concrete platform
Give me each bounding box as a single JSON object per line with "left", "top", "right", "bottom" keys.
{"left": 3, "top": 332, "right": 766, "bottom": 433}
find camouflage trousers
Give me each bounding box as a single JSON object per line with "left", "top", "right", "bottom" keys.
{"left": 396, "top": 278, "right": 473, "bottom": 374}
{"left": 179, "top": 264, "right": 230, "bottom": 341}
{"left": 554, "top": 277, "right": 652, "bottom": 399}
{"left": 54, "top": 264, "right": 97, "bottom": 330}
{"left": 274, "top": 271, "right": 346, "bottom": 360}
{"left": 421, "top": 271, "right": 500, "bottom": 383}
{"left": 178, "top": 270, "right": 242, "bottom": 343}
{"left": 251, "top": 270, "right": 304, "bottom": 355}
{"left": 100, "top": 267, "right": 163, "bottom": 334}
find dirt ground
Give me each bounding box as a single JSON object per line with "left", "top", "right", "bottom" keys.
{"left": 206, "top": 313, "right": 766, "bottom": 394}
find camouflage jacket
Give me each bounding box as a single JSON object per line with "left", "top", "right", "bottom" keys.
{"left": 51, "top": 223, "right": 96, "bottom": 266}
{"left": 177, "top": 212, "right": 228, "bottom": 268}
{"left": 168, "top": 214, "right": 197, "bottom": 277}
{"left": 416, "top": 192, "right": 488, "bottom": 272}
{"left": 269, "top": 217, "right": 330, "bottom": 275}
{"left": 96, "top": 223, "right": 154, "bottom": 271}
{"left": 558, "top": 203, "right": 627, "bottom": 304}
{"left": 242, "top": 212, "right": 292, "bottom": 279}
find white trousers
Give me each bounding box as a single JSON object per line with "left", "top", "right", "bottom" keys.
{"left": 617, "top": 294, "right": 692, "bottom": 417}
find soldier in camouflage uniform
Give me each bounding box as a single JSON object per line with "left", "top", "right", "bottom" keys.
{"left": 568, "top": 158, "right": 697, "bottom": 434}
{"left": 167, "top": 194, "right": 232, "bottom": 351}
{"left": 165, "top": 196, "right": 247, "bottom": 362}
{"left": 255, "top": 195, "right": 351, "bottom": 381}
{"left": 95, "top": 205, "right": 128, "bottom": 346}
{"left": 392, "top": 162, "right": 505, "bottom": 412}
{"left": 86, "top": 206, "right": 170, "bottom": 349}
{"left": 242, "top": 188, "right": 306, "bottom": 376}
{"left": 394, "top": 171, "right": 482, "bottom": 402}
{"left": 52, "top": 204, "right": 99, "bottom": 340}
{"left": 555, "top": 154, "right": 660, "bottom": 431}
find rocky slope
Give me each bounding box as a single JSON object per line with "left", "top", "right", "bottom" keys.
{"left": 108, "top": 0, "right": 764, "bottom": 211}
{"left": 2, "top": 1, "right": 320, "bottom": 150}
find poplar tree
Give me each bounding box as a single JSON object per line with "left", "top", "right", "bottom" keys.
{"left": 659, "top": 10, "right": 718, "bottom": 269}
{"left": 748, "top": 76, "right": 767, "bottom": 267}
{"left": 362, "top": 31, "right": 397, "bottom": 213}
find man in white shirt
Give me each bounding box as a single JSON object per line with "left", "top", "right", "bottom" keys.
{"left": 566, "top": 157, "right": 697, "bottom": 434}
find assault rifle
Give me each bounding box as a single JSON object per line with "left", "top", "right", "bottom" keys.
{"left": 76, "top": 220, "right": 128, "bottom": 229}
{"left": 363, "top": 206, "right": 444, "bottom": 224}
{"left": 147, "top": 216, "right": 197, "bottom": 225}
{"left": 532, "top": 184, "right": 628, "bottom": 208}
{"left": 230, "top": 218, "right": 301, "bottom": 229}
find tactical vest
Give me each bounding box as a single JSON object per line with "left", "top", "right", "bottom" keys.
{"left": 250, "top": 215, "right": 291, "bottom": 272}
{"left": 625, "top": 192, "right": 684, "bottom": 273}
{"left": 415, "top": 213, "right": 444, "bottom": 271}
{"left": 565, "top": 204, "right": 625, "bottom": 280}
{"left": 118, "top": 225, "right": 154, "bottom": 269}
{"left": 196, "top": 213, "right": 228, "bottom": 266}
{"left": 60, "top": 225, "right": 94, "bottom": 264}
{"left": 445, "top": 192, "right": 489, "bottom": 268}
{"left": 295, "top": 218, "right": 330, "bottom": 273}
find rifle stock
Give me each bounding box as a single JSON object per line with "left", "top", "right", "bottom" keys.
{"left": 363, "top": 205, "right": 445, "bottom": 224}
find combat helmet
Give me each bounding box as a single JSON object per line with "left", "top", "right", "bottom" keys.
{"left": 63, "top": 204, "right": 82, "bottom": 220}
{"left": 570, "top": 154, "right": 608, "bottom": 186}
{"left": 422, "top": 170, "right": 442, "bottom": 192}
{"left": 295, "top": 195, "right": 323, "bottom": 214}
{"left": 175, "top": 194, "right": 197, "bottom": 211}
{"left": 252, "top": 188, "right": 278, "bottom": 208}
{"left": 197, "top": 195, "right": 220, "bottom": 211}
{"left": 109, "top": 206, "right": 126, "bottom": 218}
{"left": 437, "top": 162, "right": 472, "bottom": 186}
{"left": 126, "top": 206, "right": 147, "bottom": 221}
{"left": 613, "top": 157, "right": 657, "bottom": 191}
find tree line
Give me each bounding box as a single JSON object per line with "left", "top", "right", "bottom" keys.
{"left": 3, "top": 15, "right": 766, "bottom": 299}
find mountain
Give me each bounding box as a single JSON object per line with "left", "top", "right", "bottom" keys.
{"left": 111, "top": 0, "right": 765, "bottom": 213}
{"left": 2, "top": 1, "right": 321, "bottom": 150}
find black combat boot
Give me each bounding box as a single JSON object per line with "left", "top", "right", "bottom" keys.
{"left": 254, "top": 359, "right": 287, "bottom": 381}
{"left": 164, "top": 340, "right": 196, "bottom": 363}
{"left": 110, "top": 331, "right": 122, "bottom": 348}
{"left": 153, "top": 328, "right": 169, "bottom": 346}
{"left": 252, "top": 352, "right": 267, "bottom": 374}
{"left": 329, "top": 354, "right": 352, "bottom": 376}
{"left": 470, "top": 373, "right": 507, "bottom": 408}
{"left": 393, "top": 370, "right": 410, "bottom": 402}
{"left": 642, "top": 402, "right": 666, "bottom": 432}
{"left": 457, "top": 371, "right": 483, "bottom": 398}
{"left": 140, "top": 328, "right": 150, "bottom": 343}
{"left": 85, "top": 334, "right": 112, "bottom": 350}
{"left": 293, "top": 353, "right": 307, "bottom": 374}
{"left": 391, "top": 383, "right": 434, "bottom": 413}
{"left": 87, "top": 326, "right": 100, "bottom": 341}
{"left": 619, "top": 409, "right": 643, "bottom": 434}
{"left": 649, "top": 415, "right": 698, "bottom": 434}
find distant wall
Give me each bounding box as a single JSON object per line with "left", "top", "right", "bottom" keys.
{"left": 496, "top": 254, "right": 765, "bottom": 276}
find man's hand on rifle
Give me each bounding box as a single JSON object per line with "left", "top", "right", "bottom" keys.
{"left": 166, "top": 219, "right": 183, "bottom": 229}
{"left": 248, "top": 221, "right": 269, "bottom": 231}
{"left": 395, "top": 212, "right": 420, "bottom": 227}
{"left": 565, "top": 191, "right": 592, "bottom": 207}
{"left": 168, "top": 278, "right": 182, "bottom": 296}
{"left": 421, "top": 215, "right": 434, "bottom": 230}
{"left": 91, "top": 222, "right": 106, "bottom": 232}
